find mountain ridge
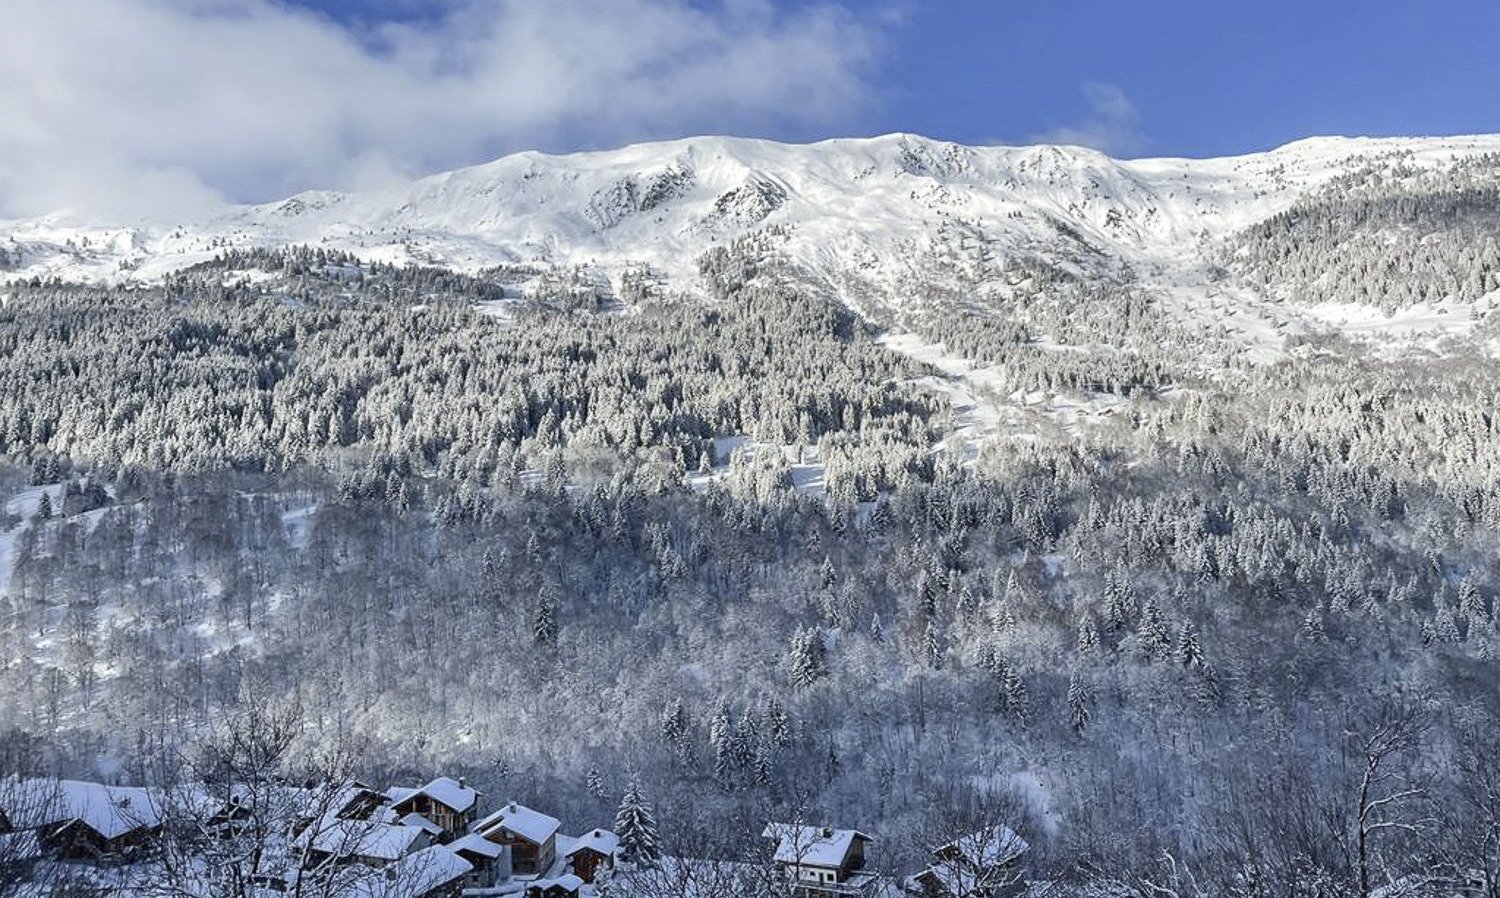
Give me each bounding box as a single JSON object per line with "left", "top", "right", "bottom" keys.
{"left": 7, "top": 131, "right": 1500, "bottom": 286}
{"left": 4, "top": 131, "right": 1500, "bottom": 376}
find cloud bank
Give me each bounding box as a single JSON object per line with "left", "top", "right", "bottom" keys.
{"left": 1030, "top": 82, "right": 1146, "bottom": 156}
{"left": 0, "top": 0, "right": 881, "bottom": 219}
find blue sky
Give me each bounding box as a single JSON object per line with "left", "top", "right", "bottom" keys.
{"left": 287, "top": 0, "right": 1500, "bottom": 158}
{"left": 3, "top": 0, "right": 1498, "bottom": 215}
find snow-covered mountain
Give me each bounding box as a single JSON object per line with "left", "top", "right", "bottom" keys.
{"left": 5, "top": 131, "right": 1500, "bottom": 358}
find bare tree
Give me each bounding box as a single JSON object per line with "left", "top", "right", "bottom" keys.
{"left": 149, "top": 696, "right": 408, "bottom": 898}
{"left": 0, "top": 776, "right": 58, "bottom": 898}
{"left": 913, "top": 786, "right": 1034, "bottom": 898}
{"left": 1439, "top": 728, "right": 1500, "bottom": 898}
{"left": 1337, "top": 701, "right": 1434, "bottom": 898}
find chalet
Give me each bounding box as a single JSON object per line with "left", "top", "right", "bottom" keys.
{"left": 331, "top": 782, "right": 391, "bottom": 823}
{"left": 906, "top": 827, "right": 1029, "bottom": 898}
{"left": 302, "top": 820, "right": 431, "bottom": 869}
{"left": 448, "top": 832, "right": 512, "bottom": 888}
{"left": 562, "top": 827, "right": 619, "bottom": 883}
{"left": 28, "top": 781, "right": 162, "bottom": 864}
{"left": 473, "top": 801, "right": 560, "bottom": 876}
{"left": 387, "top": 777, "right": 479, "bottom": 838}
{"left": 763, "top": 823, "right": 877, "bottom": 898}
{"left": 525, "top": 872, "right": 583, "bottom": 898}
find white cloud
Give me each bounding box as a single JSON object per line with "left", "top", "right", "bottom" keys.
{"left": 1030, "top": 82, "right": 1146, "bottom": 156}
{"left": 0, "top": 0, "right": 881, "bottom": 219}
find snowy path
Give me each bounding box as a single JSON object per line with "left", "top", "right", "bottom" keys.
{"left": 878, "top": 332, "right": 1132, "bottom": 460}
{"left": 0, "top": 484, "right": 66, "bottom": 596}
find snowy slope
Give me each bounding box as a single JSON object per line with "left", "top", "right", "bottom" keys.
{"left": 5, "top": 131, "right": 1500, "bottom": 353}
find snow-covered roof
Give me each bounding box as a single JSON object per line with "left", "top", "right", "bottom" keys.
{"left": 909, "top": 864, "right": 974, "bottom": 897}
{"left": 422, "top": 777, "right": 478, "bottom": 813}
{"left": 330, "top": 782, "right": 390, "bottom": 819}
{"left": 935, "top": 827, "right": 1028, "bottom": 868}
{"left": 449, "top": 833, "right": 506, "bottom": 860}
{"left": 5, "top": 779, "right": 162, "bottom": 839}
{"left": 0, "top": 830, "right": 42, "bottom": 861}
{"left": 385, "top": 787, "right": 420, "bottom": 806}
{"left": 762, "top": 823, "right": 872, "bottom": 869}
{"left": 399, "top": 812, "right": 443, "bottom": 836}
{"left": 909, "top": 858, "right": 1024, "bottom": 898}
{"left": 529, "top": 872, "right": 583, "bottom": 893}
{"left": 307, "top": 820, "right": 426, "bottom": 861}
{"left": 390, "top": 776, "right": 478, "bottom": 815}
{"left": 474, "top": 801, "right": 560, "bottom": 845}
{"left": 352, "top": 845, "right": 472, "bottom": 898}
{"left": 564, "top": 827, "right": 620, "bottom": 858}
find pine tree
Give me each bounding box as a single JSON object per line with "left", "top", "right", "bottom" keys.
{"left": 1076, "top": 613, "right": 1100, "bottom": 655}
{"left": 614, "top": 780, "right": 661, "bottom": 868}
{"left": 587, "top": 768, "right": 609, "bottom": 801}
{"left": 1195, "top": 541, "right": 1220, "bottom": 583}
{"left": 533, "top": 597, "right": 558, "bottom": 646}
{"left": 819, "top": 556, "right": 837, "bottom": 589}
{"left": 1002, "top": 667, "right": 1030, "bottom": 724}
{"left": 1176, "top": 621, "right": 1205, "bottom": 669}
{"left": 917, "top": 571, "right": 938, "bottom": 618}
{"left": 1301, "top": 609, "right": 1327, "bottom": 643}
{"left": 752, "top": 748, "right": 774, "bottom": 786}
{"left": 922, "top": 618, "right": 944, "bottom": 670}
{"left": 764, "top": 699, "right": 791, "bottom": 751}
{"left": 708, "top": 700, "right": 734, "bottom": 783}
{"left": 1458, "top": 575, "right": 1487, "bottom": 623}
{"left": 659, "top": 699, "right": 688, "bottom": 752}
{"left": 1067, "top": 674, "right": 1092, "bottom": 735}
{"left": 1137, "top": 599, "right": 1171, "bottom": 662}
{"left": 789, "top": 628, "right": 828, "bottom": 689}
{"left": 34, "top": 491, "right": 53, "bottom": 521}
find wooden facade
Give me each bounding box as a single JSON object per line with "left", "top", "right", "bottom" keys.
{"left": 391, "top": 793, "right": 472, "bottom": 838}
{"left": 451, "top": 838, "right": 509, "bottom": 889}
{"left": 525, "top": 874, "right": 583, "bottom": 898}
{"left": 483, "top": 828, "right": 555, "bottom": 875}
{"left": 566, "top": 845, "right": 611, "bottom": 883}
{"left": 41, "top": 819, "right": 157, "bottom": 864}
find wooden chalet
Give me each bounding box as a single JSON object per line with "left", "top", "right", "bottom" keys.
{"left": 387, "top": 777, "right": 479, "bottom": 838}
{"left": 332, "top": 782, "right": 390, "bottom": 822}
{"left": 448, "top": 833, "right": 511, "bottom": 889}
{"left": 906, "top": 827, "right": 1029, "bottom": 898}
{"left": 32, "top": 782, "right": 162, "bottom": 864}
{"left": 562, "top": 827, "right": 619, "bottom": 883}
{"left": 763, "top": 823, "right": 877, "bottom": 898}
{"left": 472, "top": 801, "right": 560, "bottom": 876}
